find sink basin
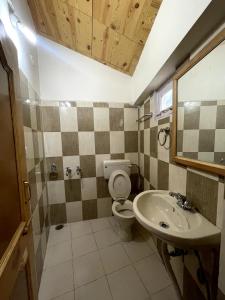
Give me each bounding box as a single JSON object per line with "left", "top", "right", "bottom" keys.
{"left": 133, "top": 190, "right": 220, "bottom": 248}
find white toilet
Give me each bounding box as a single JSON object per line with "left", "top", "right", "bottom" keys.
{"left": 103, "top": 160, "right": 136, "bottom": 241}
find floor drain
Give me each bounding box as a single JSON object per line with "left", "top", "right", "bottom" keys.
{"left": 159, "top": 221, "right": 169, "bottom": 229}
{"left": 55, "top": 224, "right": 64, "bottom": 230}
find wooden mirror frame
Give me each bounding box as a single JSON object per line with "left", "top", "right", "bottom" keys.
{"left": 172, "top": 27, "right": 225, "bottom": 177}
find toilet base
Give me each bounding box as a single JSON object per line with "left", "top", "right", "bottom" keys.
{"left": 114, "top": 219, "right": 134, "bottom": 242}
{"left": 112, "top": 199, "right": 135, "bottom": 242}
{"left": 118, "top": 224, "right": 133, "bottom": 242}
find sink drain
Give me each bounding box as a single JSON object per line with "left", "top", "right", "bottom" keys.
{"left": 159, "top": 221, "right": 169, "bottom": 229}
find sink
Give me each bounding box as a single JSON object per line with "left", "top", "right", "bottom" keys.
{"left": 133, "top": 190, "right": 220, "bottom": 248}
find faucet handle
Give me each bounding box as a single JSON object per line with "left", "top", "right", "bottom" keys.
{"left": 169, "top": 192, "right": 194, "bottom": 211}
{"left": 169, "top": 192, "right": 186, "bottom": 202}
{"left": 76, "top": 166, "right": 82, "bottom": 176}
{"left": 183, "top": 199, "right": 193, "bottom": 211}
{"left": 66, "top": 167, "right": 72, "bottom": 177}
{"left": 177, "top": 193, "right": 186, "bottom": 202}
{"left": 169, "top": 191, "right": 176, "bottom": 197}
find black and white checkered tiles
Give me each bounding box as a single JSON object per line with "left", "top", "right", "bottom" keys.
{"left": 40, "top": 101, "right": 139, "bottom": 224}
{"left": 177, "top": 100, "right": 225, "bottom": 163}
{"left": 21, "top": 71, "right": 49, "bottom": 287}
{"left": 139, "top": 97, "right": 224, "bottom": 226}
{"left": 140, "top": 95, "right": 225, "bottom": 297}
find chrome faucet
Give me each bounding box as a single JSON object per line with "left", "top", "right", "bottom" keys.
{"left": 76, "top": 166, "right": 82, "bottom": 176}
{"left": 66, "top": 167, "right": 72, "bottom": 177}
{"left": 169, "top": 192, "right": 194, "bottom": 212}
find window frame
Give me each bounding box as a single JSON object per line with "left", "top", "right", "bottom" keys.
{"left": 154, "top": 81, "right": 173, "bottom": 120}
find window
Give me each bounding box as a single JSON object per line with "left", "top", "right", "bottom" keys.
{"left": 160, "top": 89, "right": 173, "bottom": 111}
{"left": 154, "top": 81, "right": 173, "bottom": 119}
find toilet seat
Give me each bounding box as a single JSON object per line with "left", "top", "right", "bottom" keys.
{"left": 108, "top": 170, "right": 131, "bottom": 201}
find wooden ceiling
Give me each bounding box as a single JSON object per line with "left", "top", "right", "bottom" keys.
{"left": 28, "top": 0, "right": 162, "bottom": 75}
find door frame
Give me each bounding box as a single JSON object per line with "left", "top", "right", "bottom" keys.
{"left": 0, "top": 21, "right": 37, "bottom": 299}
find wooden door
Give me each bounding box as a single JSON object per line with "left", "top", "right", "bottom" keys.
{"left": 0, "top": 33, "right": 36, "bottom": 299}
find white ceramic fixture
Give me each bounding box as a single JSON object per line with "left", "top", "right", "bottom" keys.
{"left": 104, "top": 160, "right": 135, "bottom": 241}
{"left": 133, "top": 190, "right": 220, "bottom": 248}
{"left": 103, "top": 159, "right": 131, "bottom": 179}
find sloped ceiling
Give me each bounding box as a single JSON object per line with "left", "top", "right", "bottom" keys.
{"left": 28, "top": 0, "right": 162, "bottom": 75}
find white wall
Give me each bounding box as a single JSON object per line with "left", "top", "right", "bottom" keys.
{"left": 0, "top": 0, "right": 40, "bottom": 92}
{"left": 37, "top": 0, "right": 212, "bottom": 104}
{"left": 0, "top": 0, "right": 214, "bottom": 104}
{"left": 38, "top": 37, "right": 132, "bottom": 103}
{"left": 131, "top": 0, "right": 212, "bottom": 103}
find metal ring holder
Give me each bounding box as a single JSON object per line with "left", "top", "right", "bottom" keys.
{"left": 158, "top": 127, "right": 170, "bottom": 148}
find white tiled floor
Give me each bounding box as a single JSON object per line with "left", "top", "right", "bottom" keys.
{"left": 39, "top": 217, "right": 178, "bottom": 300}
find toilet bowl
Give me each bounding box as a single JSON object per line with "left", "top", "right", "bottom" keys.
{"left": 108, "top": 169, "right": 135, "bottom": 241}
{"left": 112, "top": 199, "right": 135, "bottom": 241}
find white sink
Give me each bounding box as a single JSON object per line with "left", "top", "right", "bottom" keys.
{"left": 133, "top": 190, "right": 220, "bottom": 248}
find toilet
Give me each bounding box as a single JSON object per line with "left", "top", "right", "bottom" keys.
{"left": 103, "top": 160, "right": 136, "bottom": 241}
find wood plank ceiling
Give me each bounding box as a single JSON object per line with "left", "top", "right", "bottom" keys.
{"left": 28, "top": 0, "right": 162, "bottom": 75}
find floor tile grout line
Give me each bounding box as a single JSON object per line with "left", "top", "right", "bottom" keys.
{"left": 46, "top": 219, "right": 154, "bottom": 256}
{"left": 43, "top": 258, "right": 73, "bottom": 272}
{"left": 150, "top": 283, "right": 176, "bottom": 298}
{"left": 98, "top": 244, "right": 132, "bottom": 276}
{"left": 107, "top": 261, "right": 137, "bottom": 276}
{"left": 43, "top": 225, "right": 73, "bottom": 271}
{"left": 45, "top": 238, "right": 122, "bottom": 270}
{"left": 41, "top": 218, "right": 173, "bottom": 300}
{"left": 131, "top": 253, "right": 173, "bottom": 297}
{"left": 39, "top": 268, "right": 74, "bottom": 300}
{"left": 71, "top": 232, "right": 95, "bottom": 242}
{"left": 44, "top": 242, "right": 73, "bottom": 270}
{"left": 73, "top": 248, "right": 99, "bottom": 260}
{"left": 47, "top": 225, "right": 71, "bottom": 248}
{"left": 131, "top": 256, "right": 153, "bottom": 298}
{"left": 46, "top": 239, "right": 72, "bottom": 249}
{"left": 70, "top": 220, "right": 93, "bottom": 239}
{"left": 92, "top": 225, "right": 114, "bottom": 299}
{"left": 50, "top": 289, "right": 74, "bottom": 300}
{"left": 104, "top": 275, "right": 114, "bottom": 300}
{"left": 71, "top": 226, "right": 117, "bottom": 259}
{"left": 46, "top": 218, "right": 156, "bottom": 267}
{"left": 74, "top": 275, "right": 113, "bottom": 298}
{"left": 72, "top": 248, "right": 147, "bottom": 287}
{"left": 70, "top": 224, "right": 114, "bottom": 240}
{"left": 89, "top": 217, "right": 113, "bottom": 233}
{"left": 72, "top": 225, "right": 106, "bottom": 289}
{"left": 120, "top": 238, "right": 153, "bottom": 264}
{"left": 43, "top": 251, "right": 170, "bottom": 298}
{"left": 106, "top": 263, "right": 151, "bottom": 300}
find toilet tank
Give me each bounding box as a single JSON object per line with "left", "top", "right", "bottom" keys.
{"left": 103, "top": 160, "right": 131, "bottom": 179}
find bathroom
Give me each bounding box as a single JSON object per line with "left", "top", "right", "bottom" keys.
{"left": 0, "top": 0, "right": 225, "bottom": 299}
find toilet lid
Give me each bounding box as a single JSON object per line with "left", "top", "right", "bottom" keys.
{"left": 108, "top": 170, "right": 131, "bottom": 200}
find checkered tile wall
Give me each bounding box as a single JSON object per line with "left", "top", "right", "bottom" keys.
{"left": 139, "top": 97, "right": 224, "bottom": 225}
{"left": 40, "top": 101, "right": 139, "bottom": 225}
{"left": 177, "top": 100, "right": 225, "bottom": 163}
{"left": 21, "top": 71, "right": 49, "bottom": 288}
{"left": 140, "top": 96, "right": 225, "bottom": 297}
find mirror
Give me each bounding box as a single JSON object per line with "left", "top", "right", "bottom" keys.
{"left": 173, "top": 28, "right": 225, "bottom": 176}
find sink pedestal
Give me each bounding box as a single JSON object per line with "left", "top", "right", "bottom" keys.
{"left": 160, "top": 241, "right": 183, "bottom": 300}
